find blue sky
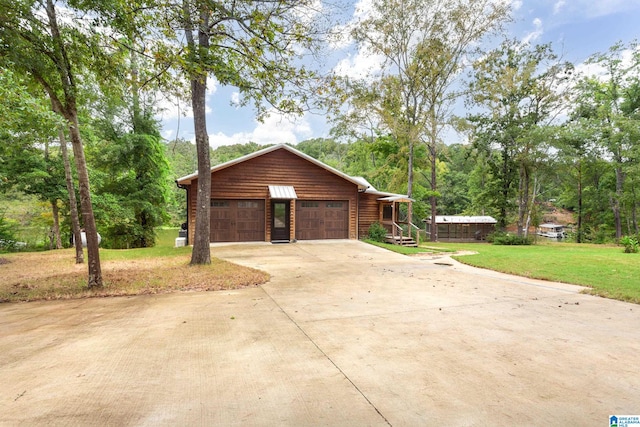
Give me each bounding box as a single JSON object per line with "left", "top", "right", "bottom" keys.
{"left": 157, "top": 0, "right": 640, "bottom": 148}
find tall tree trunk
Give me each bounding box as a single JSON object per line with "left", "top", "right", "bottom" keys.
{"left": 517, "top": 165, "right": 530, "bottom": 237}
{"left": 51, "top": 199, "right": 63, "bottom": 249}
{"left": 577, "top": 161, "right": 583, "bottom": 243}
{"left": 430, "top": 150, "right": 437, "bottom": 242}
{"left": 524, "top": 174, "right": 539, "bottom": 239}
{"left": 632, "top": 186, "right": 638, "bottom": 235}
{"left": 429, "top": 130, "right": 438, "bottom": 242}
{"left": 186, "top": 3, "right": 212, "bottom": 265}
{"left": 68, "top": 114, "right": 102, "bottom": 287}
{"left": 58, "top": 127, "right": 84, "bottom": 263}
{"left": 613, "top": 166, "right": 624, "bottom": 240}
{"left": 189, "top": 76, "right": 212, "bottom": 265}
{"left": 45, "top": 0, "right": 101, "bottom": 286}
{"left": 406, "top": 139, "right": 414, "bottom": 240}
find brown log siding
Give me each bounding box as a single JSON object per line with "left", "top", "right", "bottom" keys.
{"left": 358, "top": 192, "right": 382, "bottom": 238}
{"left": 185, "top": 148, "right": 360, "bottom": 242}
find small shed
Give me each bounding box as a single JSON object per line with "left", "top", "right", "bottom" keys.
{"left": 424, "top": 215, "right": 497, "bottom": 241}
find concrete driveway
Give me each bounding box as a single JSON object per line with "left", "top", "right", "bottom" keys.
{"left": 1, "top": 240, "right": 639, "bottom": 426}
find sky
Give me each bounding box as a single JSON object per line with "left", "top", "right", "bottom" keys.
{"left": 156, "top": 0, "right": 640, "bottom": 148}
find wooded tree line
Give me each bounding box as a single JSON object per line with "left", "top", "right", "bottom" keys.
{"left": 0, "top": 0, "right": 638, "bottom": 290}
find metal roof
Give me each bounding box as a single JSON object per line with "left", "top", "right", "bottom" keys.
{"left": 378, "top": 195, "right": 414, "bottom": 203}
{"left": 425, "top": 215, "right": 498, "bottom": 224}
{"left": 352, "top": 176, "right": 377, "bottom": 192}
{"left": 268, "top": 185, "right": 298, "bottom": 199}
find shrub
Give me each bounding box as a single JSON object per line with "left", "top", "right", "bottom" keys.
{"left": 367, "top": 222, "right": 388, "bottom": 242}
{"left": 0, "top": 214, "right": 25, "bottom": 252}
{"left": 620, "top": 236, "right": 639, "bottom": 254}
{"left": 488, "top": 232, "right": 533, "bottom": 246}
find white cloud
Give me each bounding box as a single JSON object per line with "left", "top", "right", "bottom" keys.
{"left": 522, "top": 17, "right": 543, "bottom": 45}
{"left": 208, "top": 110, "right": 313, "bottom": 148}
{"left": 162, "top": 129, "right": 175, "bottom": 140}
{"left": 155, "top": 77, "right": 218, "bottom": 121}
{"left": 230, "top": 91, "right": 241, "bottom": 106}
{"left": 327, "top": 23, "right": 354, "bottom": 50}
{"left": 574, "top": 45, "right": 640, "bottom": 81}
{"left": 510, "top": 0, "right": 523, "bottom": 11}
{"left": 327, "top": 0, "right": 373, "bottom": 51}
{"left": 353, "top": 0, "right": 374, "bottom": 19}
{"left": 553, "top": 0, "right": 566, "bottom": 14}
{"left": 333, "top": 49, "right": 385, "bottom": 80}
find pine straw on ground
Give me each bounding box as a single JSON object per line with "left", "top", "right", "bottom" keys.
{"left": 0, "top": 250, "right": 269, "bottom": 303}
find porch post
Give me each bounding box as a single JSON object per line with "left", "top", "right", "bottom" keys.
{"left": 408, "top": 201, "right": 413, "bottom": 241}
{"left": 392, "top": 202, "right": 396, "bottom": 237}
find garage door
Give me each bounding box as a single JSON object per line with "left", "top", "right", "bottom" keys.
{"left": 210, "top": 200, "right": 265, "bottom": 242}
{"left": 296, "top": 200, "right": 349, "bottom": 240}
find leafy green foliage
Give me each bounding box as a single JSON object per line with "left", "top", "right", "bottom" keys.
{"left": 367, "top": 222, "right": 388, "bottom": 242}
{"left": 620, "top": 236, "right": 639, "bottom": 254}
{"left": 467, "top": 41, "right": 573, "bottom": 232}
{"left": 88, "top": 107, "right": 170, "bottom": 249}
{"left": 569, "top": 41, "right": 640, "bottom": 240}
{"left": 487, "top": 232, "right": 533, "bottom": 246}
{"left": 0, "top": 211, "right": 18, "bottom": 251}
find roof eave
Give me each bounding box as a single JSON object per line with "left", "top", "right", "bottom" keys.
{"left": 176, "top": 143, "right": 368, "bottom": 190}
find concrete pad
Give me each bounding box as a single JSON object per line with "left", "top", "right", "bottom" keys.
{"left": 2, "top": 240, "right": 639, "bottom": 426}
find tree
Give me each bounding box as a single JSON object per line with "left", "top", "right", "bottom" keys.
{"left": 344, "top": 0, "right": 510, "bottom": 240}
{"left": 555, "top": 121, "right": 602, "bottom": 242}
{"left": 57, "top": 127, "right": 84, "bottom": 262}
{"left": 467, "top": 41, "right": 573, "bottom": 234}
{"left": 87, "top": 59, "right": 171, "bottom": 248}
{"left": 0, "top": 0, "right": 105, "bottom": 286}
{"left": 150, "top": 0, "right": 325, "bottom": 264}
{"left": 572, "top": 42, "right": 640, "bottom": 240}
{"left": 88, "top": 109, "right": 170, "bottom": 248}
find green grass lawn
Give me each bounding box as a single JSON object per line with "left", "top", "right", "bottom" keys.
{"left": 421, "top": 241, "right": 640, "bottom": 303}
{"left": 364, "top": 239, "right": 438, "bottom": 255}
{"left": 99, "top": 228, "right": 191, "bottom": 261}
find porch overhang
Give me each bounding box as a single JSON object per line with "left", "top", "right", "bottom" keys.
{"left": 268, "top": 185, "right": 298, "bottom": 199}
{"left": 377, "top": 195, "right": 414, "bottom": 203}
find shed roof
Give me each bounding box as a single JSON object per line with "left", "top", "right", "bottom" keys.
{"left": 425, "top": 215, "right": 497, "bottom": 224}
{"left": 268, "top": 185, "right": 298, "bottom": 199}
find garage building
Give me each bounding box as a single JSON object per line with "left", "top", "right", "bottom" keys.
{"left": 176, "top": 144, "right": 412, "bottom": 244}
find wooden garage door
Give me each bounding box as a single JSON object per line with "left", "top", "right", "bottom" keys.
{"left": 295, "top": 200, "right": 349, "bottom": 240}
{"left": 210, "top": 200, "right": 265, "bottom": 242}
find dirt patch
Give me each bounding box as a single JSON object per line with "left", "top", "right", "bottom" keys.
{"left": 0, "top": 257, "right": 10, "bottom": 265}
{"left": 0, "top": 250, "right": 269, "bottom": 303}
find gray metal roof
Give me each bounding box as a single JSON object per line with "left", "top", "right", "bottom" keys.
{"left": 426, "top": 215, "right": 498, "bottom": 224}
{"left": 268, "top": 185, "right": 298, "bottom": 199}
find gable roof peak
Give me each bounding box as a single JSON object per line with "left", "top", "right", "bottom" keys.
{"left": 176, "top": 143, "right": 367, "bottom": 189}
